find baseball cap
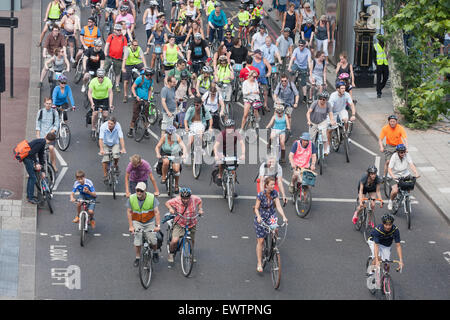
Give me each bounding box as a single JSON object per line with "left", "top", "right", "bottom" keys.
{"left": 136, "top": 182, "right": 147, "bottom": 191}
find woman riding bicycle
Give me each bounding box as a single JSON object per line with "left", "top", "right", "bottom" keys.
{"left": 352, "top": 165, "right": 383, "bottom": 225}
{"left": 265, "top": 104, "right": 291, "bottom": 163}
{"left": 254, "top": 176, "right": 288, "bottom": 273}
{"left": 155, "top": 125, "right": 188, "bottom": 194}
{"left": 202, "top": 83, "right": 225, "bottom": 131}
{"left": 240, "top": 69, "right": 261, "bottom": 130}
{"left": 196, "top": 66, "right": 214, "bottom": 96}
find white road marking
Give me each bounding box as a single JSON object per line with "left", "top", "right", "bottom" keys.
{"left": 54, "top": 149, "right": 68, "bottom": 166}
{"left": 211, "top": 235, "right": 218, "bottom": 239}
{"left": 40, "top": 233, "right": 48, "bottom": 236}
{"left": 348, "top": 138, "right": 378, "bottom": 156}
{"left": 443, "top": 252, "right": 450, "bottom": 265}
{"left": 429, "top": 241, "right": 436, "bottom": 244}
{"left": 375, "top": 156, "right": 381, "bottom": 172}
{"left": 93, "top": 234, "right": 101, "bottom": 237}
{"left": 147, "top": 128, "right": 161, "bottom": 141}
{"left": 336, "top": 239, "right": 343, "bottom": 242}
{"left": 53, "top": 166, "right": 68, "bottom": 191}
{"left": 122, "top": 233, "right": 130, "bottom": 237}
{"left": 241, "top": 236, "right": 249, "bottom": 239}
{"left": 304, "top": 238, "right": 311, "bottom": 241}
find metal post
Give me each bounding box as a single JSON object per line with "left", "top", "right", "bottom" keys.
{"left": 10, "top": 0, "right": 14, "bottom": 98}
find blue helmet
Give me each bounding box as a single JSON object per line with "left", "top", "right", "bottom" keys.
{"left": 165, "top": 125, "right": 176, "bottom": 135}
{"left": 396, "top": 144, "right": 406, "bottom": 152}
{"left": 299, "top": 132, "right": 311, "bottom": 141}
{"left": 179, "top": 187, "right": 192, "bottom": 198}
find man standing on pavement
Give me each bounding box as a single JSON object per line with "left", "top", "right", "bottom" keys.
{"left": 125, "top": 154, "right": 160, "bottom": 198}
{"left": 378, "top": 114, "right": 408, "bottom": 179}
{"left": 35, "top": 97, "right": 59, "bottom": 172}
{"left": 374, "top": 35, "right": 389, "bottom": 98}
{"left": 104, "top": 24, "right": 128, "bottom": 93}
{"left": 127, "top": 182, "right": 161, "bottom": 266}
{"left": 160, "top": 76, "right": 178, "bottom": 135}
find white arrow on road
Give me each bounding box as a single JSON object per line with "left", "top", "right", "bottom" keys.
{"left": 53, "top": 149, "right": 68, "bottom": 191}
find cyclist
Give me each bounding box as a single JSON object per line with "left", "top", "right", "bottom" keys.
{"left": 215, "top": 55, "right": 234, "bottom": 103}
{"left": 165, "top": 187, "right": 204, "bottom": 263}
{"left": 88, "top": 68, "right": 114, "bottom": 136}
{"left": 252, "top": 49, "right": 272, "bottom": 112}
{"left": 115, "top": 5, "right": 135, "bottom": 36}
{"left": 221, "top": 27, "right": 234, "bottom": 52}
{"left": 248, "top": 0, "right": 268, "bottom": 37}
{"left": 367, "top": 214, "right": 404, "bottom": 271}
{"left": 378, "top": 114, "right": 408, "bottom": 179}
{"left": 335, "top": 51, "right": 355, "bottom": 97}
{"left": 187, "top": 33, "right": 212, "bottom": 75}
{"left": 117, "top": 0, "right": 137, "bottom": 21}
{"left": 184, "top": 19, "right": 206, "bottom": 48}
{"left": 239, "top": 55, "right": 260, "bottom": 81}
{"left": 163, "top": 34, "right": 185, "bottom": 78}
{"left": 327, "top": 81, "right": 356, "bottom": 134}
{"left": 175, "top": 70, "right": 196, "bottom": 109}
{"left": 287, "top": 39, "right": 311, "bottom": 104}
{"left": 70, "top": 170, "right": 97, "bottom": 228}
{"left": 257, "top": 155, "right": 287, "bottom": 203}
{"left": 254, "top": 176, "right": 288, "bottom": 273}
{"left": 99, "top": 116, "right": 127, "bottom": 183}
{"left": 202, "top": 83, "right": 225, "bottom": 130}
{"left": 212, "top": 44, "right": 230, "bottom": 70}
{"left": 42, "top": 25, "right": 67, "bottom": 60}
{"left": 155, "top": 125, "right": 188, "bottom": 193}
{"left": 60, "top": 6, "right": 81, "bottom": 64}
{"left": 230, "top": 37, "right": 248, "bottom": 69}
{"left": 127, "top": 182, "right": 161, "bottom": 267}
{"left": 300, "top": 17, "right": 315, "bottom": 51}
{"left": 272, "top": 73, "right": 299, "bottom": 120}
{"left": 288, "top": 132, "right": 317, "bottom": 193}
{"left": 81, "top": 39, "right": 105, "bottom": 93}
{"left": 184, "top": 96, "right": 213, "bottom": 151}
{"left": 75, "top": 16, "right": 101, "bottom": 63}
{"left": 103, "top": 0, "right": 119, "bottom": 28}
{"left": 251, "top": 24, "right": 268, "bottom": 52}
{"left": 352, "top": 165, "right": 383, "bottom": 226}
{"left": 266, "top": 104, "right": 291, "bottom": 163}
{"left": 143, "top": 2, "right": 159, "bottom": 47}
{"left": 168, "top": 59, "right": 193, "bottom": 84}
{"left": 38, "top": 0, "right": 65, "bottom": 47}
{"left": 213, "top": 119, "right": 245, "bottom": 182}
{"left": 36, "top": 97, "right": 60, "bottom": 171}
{"left": 240, "top": 69, "right": 261, "bottom": 130}
{"left": 127, "top": 67, "right": 155, "bottom": 139}
{"left": 160, "top": 76, "right": 178, "bottom": 134}
{"left": 261, "top": 37, "right": 282, "bottom": 69}
{"left": 306, "top": 91, "right": 335, "bottom": 156}
{"left": 276, "top": 28, "right": 294, "bottom": 73}
{"left": 387, "top": 144, "right": 420, "bottom": 211}
{"left": 309, "top": 50, "right": 327, "bottom": 103}
{"left": 39, "top": 47, "right": 70, "bottom": 89}
{"left": 146, "top": 23, "right": 167, "bottom": 64}
{"left": 230, "top": 4, "right": 250, "bottom": 44}
{"left": 52, "top": 74, "right": 76, "bottom": 124}
{"left": 104, "top": 24, "right": 128, "bottom": 93}
{"left": 121, "top": 39, "right": 147, "bottom": 103}
{"left": 125, "top": 154, "right": 160, "bottom": 198}
{"left": 20, "top": 133, "right": 57, "bottom": 204}
{"left": 208, "top": 2, "right": 228, "bottom": 45}
{"left": 196, "top": 66, "right": 214, "bottom": 96}
{"left": 280, "top": 3, "right": 299, "bottom": 43}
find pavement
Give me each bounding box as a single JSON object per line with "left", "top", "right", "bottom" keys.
{"left": 262, "top": 2, "right": 450, "bottom": 225}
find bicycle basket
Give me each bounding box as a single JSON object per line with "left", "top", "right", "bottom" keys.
{"left": 399, "top": 176, "right": 415, "bottom": 191}
{"left": 302, "top": 170, "right": 316, "bottom": 186}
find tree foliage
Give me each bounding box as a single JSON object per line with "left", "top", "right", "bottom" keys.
{"left": 382, "top": 0, "right": 450, "bottom": 129}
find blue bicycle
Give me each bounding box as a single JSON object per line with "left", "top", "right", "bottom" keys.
{"left": 162, "top": 211, "right": 201, "bottom": 277}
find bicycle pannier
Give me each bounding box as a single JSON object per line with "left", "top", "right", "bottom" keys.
{"left": 13, "top": 140, "right": 31, "bottom": 162}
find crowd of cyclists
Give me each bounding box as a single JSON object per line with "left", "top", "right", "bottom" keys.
{"left": 16, "top": 0, "right": 422, "bottom": 290}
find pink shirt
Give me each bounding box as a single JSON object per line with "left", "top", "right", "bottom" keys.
{"left": 166, "top": 195, "right": 202, "bottom": 228}
{"left": 115, "top": 14, "right": 135, "bottom": 29}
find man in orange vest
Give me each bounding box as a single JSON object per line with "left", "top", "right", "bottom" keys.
{"left": 288, "top": 132, "right": 317, "bottom": 193}
{"left": 75, "top": 17, "right": 101, "bottom": 63}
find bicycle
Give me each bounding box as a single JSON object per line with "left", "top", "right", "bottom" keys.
{"left": 208, "top": 27, "right": 222, "bottom": 52}
{"left": 221, "top": 156, "right": 239, "bottom": 212}
{"left": 231, "top": 62, "right": 243, "bottom": 102}
{"left": 268, "top": 63, "right": 281, "bottom": 98}
{"left": 217, "top": 81, "right": 233, "bottom": 127}
{"left": 48, "top": 69, "right": 66, "bottom": 98}
{"left": 100, "top": 151, "right": 120, "bottom": 199}
{"left": 354, "top": 197, "right": 383, "bottom": 242}
{"left": 34, "top": 151, "right": 55, "bottom": 214}
{"left": 74, "top": 199, "right": 97, "bottom": 247}
{"left": 329, "top": 116, "right": 351, "bottom": 163}
{"left": 158, "top": 155, "right": 181, "bottom": 198}
{"left": 90, "top": 3, "right": 103, "bottom": 32}
{"left": 310, "top": 124, "right": 325, "bottom": 175}
{"left": 259, "top": 218, "right": 287, "bottom": 290}
{"left": 366, "top": 258, "right": 402, "bottom": 300}
{"left": 106, "top": 64, "right": 115, "bottom": 87}
{"left": 188, "top": 130, "right": 204, "bottom": 179}
{"left": 387, "top": 176, "right": 416, "bottom": 229}
{"left": 102, "top": 7, "right": 115, "bottom": 41}
{"left": 292, "top": 167, "right": 316, "bottom": 218}
{"left": 290, "top": 68, "right": 309, "bottom": 104}
{"left": 74, "top": 52, "right": 85, "bottom": 84}
{"left": 133, "top": 227, "right": 158, "bottom": 289}
{"left": 54, "top": 105, "right": 72, "bottom": 151}
{"left": 243, "top": 98, "right": 263, "bottom": 142}
{"left": 163, "top": 211, "right": 202, "bottom": 277}
{"left": 134, "top": 95, "right": 161, "bottom": 142}
{"left": 82, "top": 70, "right": 96, "bottom": 109}
{"left": 307, "top": 83, "right": 327, "bottom": 108}
{"left": 150, "top": 43, "right": 164, "bottom": 83}
{"left": 92, "top": 104, "right": 112, "bottom": 146}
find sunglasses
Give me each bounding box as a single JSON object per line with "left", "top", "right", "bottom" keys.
{"left": 281, "top": 79, "right": 287, "bottom": 82}
{"left": 319, "top": 98, "right": 327, "bottom": 101}
{"left": 136, "top": 189, "right": 145, "bottom": 193}
{"left": 60, "top": 82, "right": 67, "bottom": 84}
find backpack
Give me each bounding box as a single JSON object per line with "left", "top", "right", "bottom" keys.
{"left": 38, "top": 108, "right": 57, "bottom": 125}
{"left": 13, "top": 140, "right": 31, "bottom": 162}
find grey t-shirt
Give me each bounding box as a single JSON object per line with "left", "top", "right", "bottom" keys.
{"left": 329, "top": 91, "right": 352, "bottom": 113}
{"left": 276, "top": 35, "right": 293, "bottom": 57}
{"left": 309, "top": 101, "right": 332, "bottom": 124}
{"left": 161, "top": 85, "right": 177, "bottom": 114}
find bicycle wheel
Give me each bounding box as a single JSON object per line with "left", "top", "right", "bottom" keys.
{"left": 227, "top": 180, "right": 234, "bottom": 212}
{"left": 318, "top": 143, "right": 324, "bottom": 175}
{"left": 382, "top": 274, "right": 395, "bottom": 300}
{"left": 148, "top": 106, "right": 158, "bottom": 125}
{"left": 192, "top": 143, "right": 202, "bottom": 179}
{"left": 167, "top": 174, "right": 173, "bottom": 198}
{"left": 344, "top": 135, "right": 350, "bottom": 163}
{"left": 45, "top": 191, "right": 54, "bottom": 214}
{"left": 271, "top": 250, "right": 281, "bottom": 290}
{"left": 80, "top": 212, "right": 87, "bottom": 247}
{"left": 363, "top": 210, "right": 374, "bottom": 242}
{"left": 110, "top": 170, "right": 116, "bottom": 200}
{"left": 353, "top": 200, "right": 362, "bottom": 231}
{"left": 46, "top": 162, "right": 56, "bottom": 191}
{"left": 261, "top": 236, "right": 270, "bottom": 269}
{"left": 139, "top": 244, "right": 153, "bottom": 289}
{"left": 366, "top": 257, "right": 377, "bottom": 295}
{"left": 180, "top": 239, "right": 194, "bottom": 277}
{"left": 405, "top": 196, "right": 411, "bottom": 230}
{"left": 57, "top": 123, "right": 71, "bottom": 151}
{"left": 134, "top": 114, "right": 147, "bottom": 142}
{"left": 383, "top": 175, "right": 391, "bottom": 199}
{"left": 295, "top": 186, "right": 312, "bottom": 218}
{"left": 330, "top": 130, "right": 340, "bottom": 152}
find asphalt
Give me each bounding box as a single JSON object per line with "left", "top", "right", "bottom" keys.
{"left": 1, "top": 0, "right": 449, "bottom": 300}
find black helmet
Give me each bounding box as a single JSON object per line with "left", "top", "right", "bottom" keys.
{"left": 367, "top": 165, "right": 378, "bottom": 174}
{"left": 181, "top": 70, "right": 189, "bottom": 79}
{"left": 381, "top": 214, "right": 395, "bottom": 224}
{"left": 388, "top": 114, "right": 398, "bottom": 121}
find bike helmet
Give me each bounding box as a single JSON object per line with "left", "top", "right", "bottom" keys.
{"left": 219, "top": 55, "right": 227, "bottom": 62}
{"left": 88, "top": 16, "right": 96, "bottom": 23}
{"left": 165, "top": 125, "right": 176, "bottom": 135}
{"left": 201, "top": 66, "right": 210, "bottom": 73}
{"left": 239, "top": 4, "right": 245, "bottom": 9}
{"left": 305, "top": 17, "right": 313, "bottom": 24}
{"left": 338, "top": 72, "right": 350, "bottom": 80}
{"left": 120, "top": 5, "right": 129, "bottom": 11}
{"left": 179, "top": 187, "right": 192, "bottom": 198}
{"left": 224, "top": 119, "right": 235, "bottom": 127}
{"left": 181, "top": 70, "right": 189, "bottom": 79}
{"left": 336, "top": 81, "right": 346, "bottom": 89}
{"left": 93, "top": 39, "right": 103, "bottom": 47}
{"left": 388, "top": 114, "right": 398, "bottom": 121}
{"left": 150, "top": 1, "right": 158, "bottom": 7}
{"left": 168, "top": 33, "right": 176, "bottom": 39}
{"left": 194, "top": 33, "right": 202, "bottom": 40}
{"left": 214, "top": 2, "right": 222, "bottom": 7}
{"left": 318, "top": 91, "right": 329, "bottom": 100}
{"left": 367, "top": 165, "right": 378, "bottom": 174}
{"left": 114, "top": 23, "right": 122, "bottom": 31}
{"left": 283, "top": 27, "right": 291, "bottom": 33}
{"left": 96, "top": 68, "right": 106, "bottom": 77}
{"left": 298, "top": 39, "right": 306, "bottom": 45}
{"left": 275, "top": 104, "right": 284, "bottom": 113}
{"left": 396, "top": 144, "right": 406, "bottom": 152}
{"left": 381, "top": 214, "right": 395, "bottom": 224}
{"left": 57, "top": 74, "right": 67, "bottom": 83}
{"left": 299, "top": 132, "right": 311, "bottom": 141}
{"left": 143, "top": 67, "right": 154, "bottom": 76}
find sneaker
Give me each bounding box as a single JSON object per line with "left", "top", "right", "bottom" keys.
{"left": 70, "top": 57, "right": 75, "bottom": 64}
{"left": 91, "top": 130, "right": 96, "bottom": 139}
{"left": 27, "top": 198, "right": 39, "bottom": 205}
{"left": 123, "top": 96, "right": 127, "bottom": 103}
{"left": 352, "top": 211, "right": 359, "bottom": 224}
{"left": 103, "top": 176, "right": 109, "bottom": 184}
{"left": 72, "top": 216, "right": 80, "bottom": 223}
{"left": 152, "top": 252, "right": 160, "bottom": 263}
{"left": 144, "top": 130, "right": 150, "bottom": 139}
{"left": 81, "top": 84, "right": 86, "bottom": 93}
{"left": 127, "top": 128, "right": 134, "bottom": 138}
{"left": 115, "top": 86, "right": 120, "bottom": 93}
{"left": 90, "top": 219, "right": 96, "bottom": 229}
{"left": 288, "top": 184, "right": 294, "bottom": 194}
{"left": 167, "top": 253, "right": 174, "bottom": 263}
{"left": 303, "top": 96, "right": 307, "bottom": 103}
{"left": 388, "top": 199, "right": 393, "bottom": 211}
{"left": 133, "top": 258, "right": 140, "bottom": 267}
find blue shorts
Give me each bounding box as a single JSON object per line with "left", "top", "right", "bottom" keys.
{"left": 277, "top": 4, "right": 286, "bottom": 12}
{"left": 258, "top": 76, "right": 268, "bottom": 85}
